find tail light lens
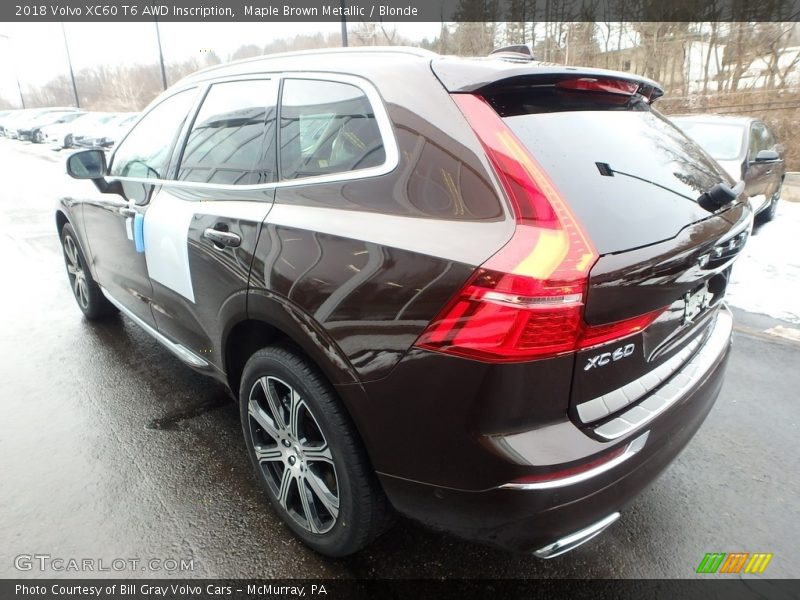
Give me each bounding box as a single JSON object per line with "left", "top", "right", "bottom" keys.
{"left": 415, "top": 94, "right": 662, "bottom": 363}
{"left": 555, "top": 77, "right": 640, "bottom": 95}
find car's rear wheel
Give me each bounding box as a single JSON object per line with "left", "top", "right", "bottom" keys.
{"left": 60, "top": 223, "right": 117, "bottom": 319}
{"left": 64, "top": 134, "right": 73, "bottom": 149}
{"left": 239, "top": 345, "right": 393, "bottom": 556}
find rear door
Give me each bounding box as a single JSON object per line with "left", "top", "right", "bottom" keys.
{"left": 144, "top": 77, "right": 279, "bottom": 371}
{"left": 473, "top": 75, "right": 751, "bottom": 426}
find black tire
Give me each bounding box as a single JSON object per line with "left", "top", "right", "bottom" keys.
{"left": 64, "top": 134, "right": 73, "bottom": 149}
{"left": 60, "top": 223, "right": 117, "bottom": 319}
{"left": 33, "top": 130, "right": 44, "bottom": 143}
{"left": 239, "top": 344, "right": 394, "bottom": 557}
{"left": 760, "top": 180, "right": 782, "bottom": 223}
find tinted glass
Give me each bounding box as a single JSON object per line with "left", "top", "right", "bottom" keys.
{"left": 178, "top": 80, "right": 277, "bottom": 185}
{"left": 489, "top": 88, "right": 731, "bottom": 254}
{"left": 279, "top": 79, "right": 385, "bottom": 180}
{"left": 110, "top": 89, "right": 195, "bottom": 179}
{"left": 749, "top": 122, "right": 774, "bottom": 157}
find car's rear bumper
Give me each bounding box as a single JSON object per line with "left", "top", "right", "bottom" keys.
{"left": 362, "top": 307, "right": 732, "bottom": 553}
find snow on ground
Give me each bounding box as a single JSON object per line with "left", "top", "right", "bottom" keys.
{"left": 727, "top": 199, "right": 800, "bottom": 324}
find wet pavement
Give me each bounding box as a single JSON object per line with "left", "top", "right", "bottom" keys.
{"left": 0, "top": 139, "right": 798, "bottom": 579}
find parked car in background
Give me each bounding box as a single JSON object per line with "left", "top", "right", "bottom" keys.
{"left": 25, "top": 110, "right": 86, "bottom": 143}
{"left": 69, "top": 112, "right": 119, "bottom": 148}
{"left": 671, "top": 115, "right": 786, "bottom": 221}
{"left": 39, "top": 112, "right": 95, "bottom": 149}
{"left": 2, "top": 109, "right": 37, "bottom": 139}
{"left": 80, "top": 112, "right": 138, "bottom": 149}
{"left": 58, "top": 48, "right": 750, "bottom": 558}
{"left": 4, "top": 107, "right": 81, "bottom": 140}
{"left": 0, "top": 110, "right": 18, "bottom": 136}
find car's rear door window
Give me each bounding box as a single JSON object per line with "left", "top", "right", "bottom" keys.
{"left": 279, "top": 79, "right": 386, "bottom": 180}
{"left": 177, "top": 79, "right": 278, "bottom": 185}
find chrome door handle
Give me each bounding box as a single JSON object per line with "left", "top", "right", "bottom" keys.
{"left": 203, "top": 228, "right": 241, "bottom": 248}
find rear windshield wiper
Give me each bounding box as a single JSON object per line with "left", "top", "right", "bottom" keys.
{"left": 595, "top": 162, "right": 744, "bottom": 210}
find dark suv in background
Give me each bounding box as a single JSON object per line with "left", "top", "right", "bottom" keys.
{"left": 58, "top": 47, "right": 751, "bottom": 558}
{"left": 671, "top": 114, "right": 786, "bottom": 222}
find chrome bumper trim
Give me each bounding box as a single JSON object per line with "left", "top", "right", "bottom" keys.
{"left": 534, "top": 512, "right": 620, "bottom": 559}
{"left": 100, "top": 287, "right": 210, "bottom": 370}
{"left": 577, "top": 331, "right": 706, "bottom": 423}
{"left": 498, "top": 431, "right": 649, "bottom": 491}
{"left": 592, "top": 308, "right": 733, "bottom": 441}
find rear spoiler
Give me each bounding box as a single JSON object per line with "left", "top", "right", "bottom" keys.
{"left": 431, "top": 57, "right": 664, "bottom": 102}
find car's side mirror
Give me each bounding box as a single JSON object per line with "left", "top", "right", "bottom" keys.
{"left": 753, "top": 149, "right": 780, "bottom": 163}
{"left": 66, "top": 149, "right": 106, "bottom": 179}
{"left": 66, "top": 149, "right": 121, "bottom": 195}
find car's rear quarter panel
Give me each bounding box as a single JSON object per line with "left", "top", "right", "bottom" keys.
{"left": 248, "top": 58, "right": 514, "bottom": 382}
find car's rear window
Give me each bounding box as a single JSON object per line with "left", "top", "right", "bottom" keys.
{"left": 483, "top": 88, "right": 732, "bottom": 254}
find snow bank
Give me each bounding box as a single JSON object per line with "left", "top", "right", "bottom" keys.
{"left": 727, "top": 200, "right": 800, "bottom": 323}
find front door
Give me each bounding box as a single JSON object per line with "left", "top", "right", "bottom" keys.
{"left": 82, "top": 88, "right": 199, "bottom": 325}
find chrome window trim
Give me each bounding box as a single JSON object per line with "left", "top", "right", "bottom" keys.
{"left": 106, "top": 72, "right": 399, "bottom": 193}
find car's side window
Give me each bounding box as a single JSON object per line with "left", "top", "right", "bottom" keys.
{"left": 109, "top": 89, "right": 196, "bottom": 180}
{"left": 760, "top": 123, "right": 776, "bottom": 149}
{"left": 749, "top": 122, "right": 771, "bottom": 159}
{"left": 279, "top": 78, "right": 386, "bottom": 180}
{"left": 177, "top": 79, "right": 278, "bottom": 185}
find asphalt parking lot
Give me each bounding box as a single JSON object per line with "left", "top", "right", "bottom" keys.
{"left": 0, "top": 138, "right": 798, "bottom": 579}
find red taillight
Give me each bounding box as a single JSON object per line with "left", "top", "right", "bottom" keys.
{"left": 555, "top": 77, "right": 640, "bottom": 95}
{"left": 579, "top": 307, "right": 665, "bottom": 350}
{"left": 414, "top": 94, "right": 662, "bottom": 362}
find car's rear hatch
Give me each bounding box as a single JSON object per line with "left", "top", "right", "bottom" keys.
{"left": 432, "top": 58, "right": 752, "bottom": 430}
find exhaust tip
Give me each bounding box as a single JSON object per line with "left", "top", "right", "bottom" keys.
{"left": 533, "top": 512, "right": 620, "bottom": 559}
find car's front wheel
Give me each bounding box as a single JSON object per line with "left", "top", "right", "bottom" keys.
{"left": 33, "top": 130, "right": 44, "bottom": 143}
{"left": 60, "top": 223, "right": 117, "bottom": 319}
{"left": 239, "top": 345, "right": 393, "bottom": 556}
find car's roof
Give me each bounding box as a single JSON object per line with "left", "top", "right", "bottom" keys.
{"left": 670, "top": 114, "right": 756, "bottom": 126}
{"left": 177, "top": 46, "right": 663, "bottom": 98}
{"left": 178, "top": 46, "right": 437, "bottom": 85}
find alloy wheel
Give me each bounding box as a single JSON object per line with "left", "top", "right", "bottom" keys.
{"left": 63, "top": 234, "right": 89, "bottom": 310}
{"left": 247, "top": 376, "right": 340, "bottom": 534}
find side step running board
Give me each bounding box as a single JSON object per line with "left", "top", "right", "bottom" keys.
{"left": 100, "top": 287, "right": 210, "bottom": 370}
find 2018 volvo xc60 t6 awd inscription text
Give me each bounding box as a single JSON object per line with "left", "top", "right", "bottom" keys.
{"left": 57, "top": 47, "right": 751, "bottom": 558}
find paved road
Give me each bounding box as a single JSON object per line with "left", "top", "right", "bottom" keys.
{"left": 0, "top": 139, "right": 798, "bottom": 579}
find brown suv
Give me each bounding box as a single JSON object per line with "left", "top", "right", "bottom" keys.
{"left": 58, "top": 47, "right": 751, "bottom": 557}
